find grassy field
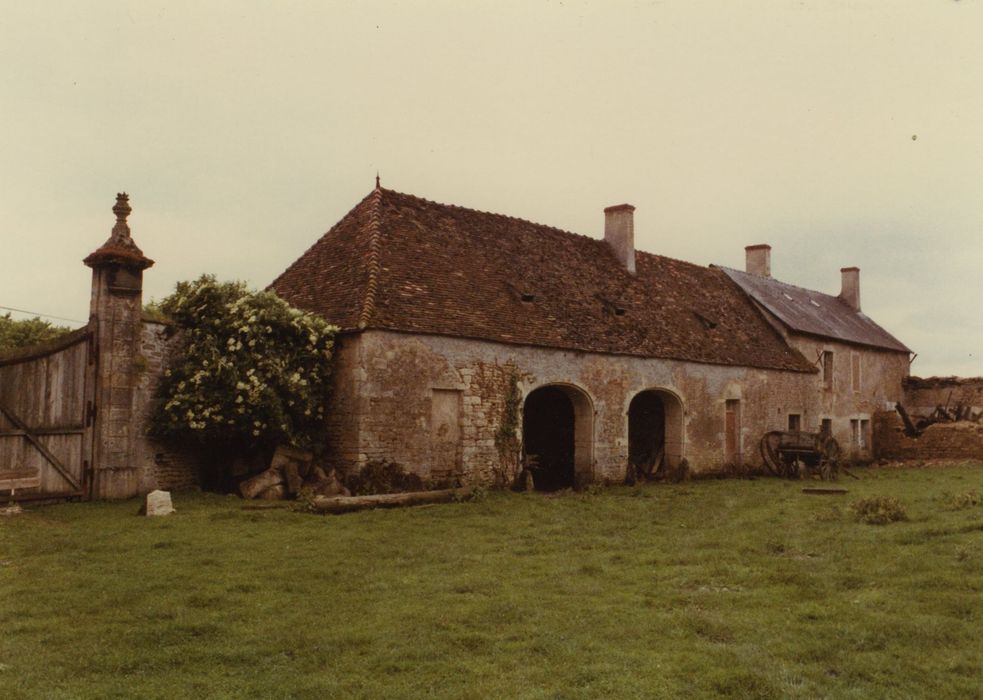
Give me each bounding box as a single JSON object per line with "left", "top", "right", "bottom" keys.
{"left": 1, "top": 465, "right": 981, "bottom": 699}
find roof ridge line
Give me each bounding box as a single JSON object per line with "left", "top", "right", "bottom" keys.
{"left": 715, "top": 264, "right": 851, "bottom": 306}
{"left": 381, "top": 187, "right": 717, "bottom": 274}
{"left": 357, "top": 187, "right": 385, "bottom": 329}
{"left": 267, "top": 188, "right": 378, "bottom": 292}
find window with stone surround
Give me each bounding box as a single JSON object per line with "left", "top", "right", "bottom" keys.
{"left": 822, "top": 351, "right": 834, "bottom": 389}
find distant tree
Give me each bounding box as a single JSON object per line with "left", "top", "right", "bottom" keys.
{"left": 0, "top": 313, "right": 72, "bottom": 351}
{"left": 150, "top": 275, "right": 337, "bottom": 454}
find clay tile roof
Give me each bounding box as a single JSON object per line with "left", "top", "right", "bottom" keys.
{"left": 270, "top": 187, "right": 816, "bottom": 373}
{"left": 718, "top": 267, "right": 910, "bottom": 353}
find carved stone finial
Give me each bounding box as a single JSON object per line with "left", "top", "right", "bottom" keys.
{"left": 113, "top": 192, "right": 131, "bottom": 223}
{"left": 83, "top": 191, "right": 153, "bottom": 271}
{"left": 110, "top": 192, "right": 132, "bottom": 240}
{"left": 375, "top": 172, "right": 380, "bottom": 189}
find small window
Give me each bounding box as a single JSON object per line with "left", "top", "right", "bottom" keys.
{"left": 860, "top": 419, "right": 870, "bottom": 449}
{"left": 822, "top": 351, "right": 834, "bottom": 389}
{"left": 851, "top": 419, "right": 860, "bottom": 446}
{"left": 821, "top": 418, "right": 832, "bottom": 436}
{"left": 788, "top": 414, "right": 801, "bottom": 431}
{"left": 851, "top": 353, "right": 861, "bottom": 393}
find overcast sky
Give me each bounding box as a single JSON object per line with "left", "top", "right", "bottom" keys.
{"left": 2, "top": 1, "right": 981, "bottom": 377}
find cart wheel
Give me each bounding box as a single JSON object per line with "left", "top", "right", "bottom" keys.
{"left": 759, "top": 432, "right": 783, "bottom": 477}
{"left": 819, "top": 437, "right": 841, "bottom": 481}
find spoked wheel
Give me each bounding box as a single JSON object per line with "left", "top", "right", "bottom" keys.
{"left": 819, "top": 437, "right": 841, "bottom": 481}
{"left": 759, "top": 432, "right": 784, "bottom": 477}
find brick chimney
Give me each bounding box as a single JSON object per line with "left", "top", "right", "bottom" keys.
{"left": 745, "top": 244, "right": 771, "bottom": 277}
{"left": 604, "top": 204, "right": 635, "bottom": 274}
{"left": 840, "top": 267, "right": 860, "bottom": 311}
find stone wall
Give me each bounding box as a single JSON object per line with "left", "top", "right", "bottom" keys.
{"left": 874, "top": 410, "right": 983, "bottom": 461}
{"left": 131, "top": 320, "right": 203, "bottom": 491}
{"left": 902, "top": 376, "right": 983, "bottom": 416}
{"left": 785, "top": 335, "right": 909, "bottom": 459}
{"left": 327, "top": 330, "right": 842, "bottom": 483}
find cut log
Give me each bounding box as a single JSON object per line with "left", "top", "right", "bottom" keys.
{"left": 307, "top": 468, "right": 349, "bottom": 497}
{"left": 239, "top": 467, "right": 283, "bottom": 499}
{"left": 282, "top": 462, "right": 302, "bottom": 496}
{"left": 257, "top": 484, "right": 286, "bottom": 500}
{"left": 310, "top": 486, "right": 473, "bottom": 515}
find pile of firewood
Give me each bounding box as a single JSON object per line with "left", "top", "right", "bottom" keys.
{"left": 238, "top": 446, "right": 349, "bottom": 500}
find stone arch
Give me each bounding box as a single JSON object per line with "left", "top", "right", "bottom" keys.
{"left": 522, "top": 383, "right": 595, "bottom": 490}
{"left": 628, "top": 388, "right": 685, "bottom": 473}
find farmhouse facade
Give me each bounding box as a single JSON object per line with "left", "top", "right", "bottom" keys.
{"left": 271, "top": 184, "right": 912, "bottom": 488}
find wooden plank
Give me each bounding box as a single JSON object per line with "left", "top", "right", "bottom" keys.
{"left": 0, "top": 428, "right": 85, "bottom": 437}
{"left": 0, "top": 401, "right": 81, "bottom": 491}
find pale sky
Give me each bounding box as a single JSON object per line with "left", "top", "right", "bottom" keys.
{"left": 2, "top": 1, "right": 981, "bottom": 377}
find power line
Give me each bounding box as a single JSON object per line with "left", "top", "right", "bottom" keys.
{"left": 0, "top": 305, "right": 88, "bottom": 325}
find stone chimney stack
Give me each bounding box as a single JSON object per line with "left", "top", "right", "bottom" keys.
{"left": 840, "top": 267, "right": 860, "bottom": 311}
{"left": 745, "top": 244, "right": 771, "bottom": 277}
{"left": 604, "top": 204, "right": 636, "bottom": 274}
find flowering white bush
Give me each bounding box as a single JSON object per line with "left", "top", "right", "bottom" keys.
{"left": 151, "top": 275, "right": 337, "bottom": 451}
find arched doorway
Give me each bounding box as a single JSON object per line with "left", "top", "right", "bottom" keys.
{"left": 522, "top": 384, "right": 594, "bottom": 490}
{"left": 628, "top": 389, "right": 684, "bottom": 476}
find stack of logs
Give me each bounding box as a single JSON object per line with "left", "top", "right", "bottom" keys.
{"left": 237, "top": 446, "right": 474, "bottom": 515}
{"left": 239, "top": 446, "right": 349, "bottom": 500}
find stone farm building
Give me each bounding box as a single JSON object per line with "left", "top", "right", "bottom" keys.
{"left": 270, "top": 184, "right": 912, "bottom": 489}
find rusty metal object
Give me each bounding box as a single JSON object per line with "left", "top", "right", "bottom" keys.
{"left": 759, "top": 430, "right": 840, "bottom": 481}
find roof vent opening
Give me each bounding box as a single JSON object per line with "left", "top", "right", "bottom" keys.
{"left": 693, "top": 311, "right": 718, "bottom": 330}
{"left": 614, "top": 307, "right": 626, "bottom": 316}
{"left": 520, "top": 292, "right": 535, "bottom": 303}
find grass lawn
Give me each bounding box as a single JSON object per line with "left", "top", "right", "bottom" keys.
{"left": 1, "top": 465, "right": 981, "bottom": 699}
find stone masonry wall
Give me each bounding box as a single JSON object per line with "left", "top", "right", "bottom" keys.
{"left": 131, "top": 320, "right": 203, "bottom": 491}
{"left": 786, "top": 335, "right": 909, "bottom": 460}
{"left": 902, "top": 376, "right": 983, "bottom": 416}
{"left": 874, "top": 410, "right": 983, "bottom": 461}
{"left": 330, "top": 330, "right": 838, "bottom": 483}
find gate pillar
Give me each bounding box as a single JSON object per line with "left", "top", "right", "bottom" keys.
{"left": 83, "top": 193, "right": 154, "bottom": 499}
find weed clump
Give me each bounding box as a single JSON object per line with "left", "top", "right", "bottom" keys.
{"left": 850, "top": 496, "right": 908, "bottom": 525}
{"left": 343, "top": 460, "right": 423, "bottom": 496}
{"left": 945, "top": 490, "right": 983, "bottom": 510}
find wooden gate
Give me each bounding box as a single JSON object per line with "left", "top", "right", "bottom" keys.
{"left": 0, "top": 327, "right": 93, "bottom": 501}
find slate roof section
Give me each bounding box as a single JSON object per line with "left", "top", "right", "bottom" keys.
{"left": 270, "top": 187, "right": 816, "bottom": 373}
{"left": 718, "top": 267, "right": 910, "bottom": 353}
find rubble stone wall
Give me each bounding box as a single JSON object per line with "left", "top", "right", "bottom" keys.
{"left": 325, "top": 330, "right": 908, "bottom": 484}
{"left": 131, "top": 320, "right": 203, "bottom": 491}
{"left": 785, "top": 335, "right": 909, "bottom": 459}
{"left": 902, "top": 376, "right": 983, "bottom": 416}
{"left": 874, "top": 410, "right": 983, "bottom": 461}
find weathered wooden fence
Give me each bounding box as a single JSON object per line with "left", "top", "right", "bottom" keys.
{"left": 0, "top": 326, "right": 93, "bottom": 500}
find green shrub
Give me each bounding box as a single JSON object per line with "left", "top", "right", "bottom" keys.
{"left": 150, "top": 275, "right": 337, "bottom": 453}
{"left": 344, "top": 460, "right": 423, "bottom": 496}
{"left": 0, "top": 313, "right": 72, "bottom": 351}
{"left": 850, "top": 496, "right": 908, "bottom": 525}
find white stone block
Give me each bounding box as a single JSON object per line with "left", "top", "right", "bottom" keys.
{"left": 143, "top": 489, "right": 175, "bottom": 516}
